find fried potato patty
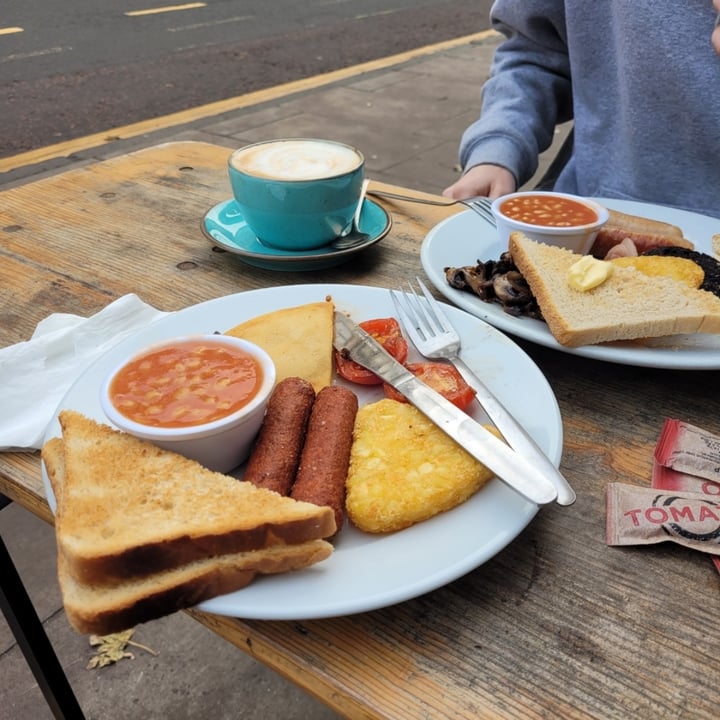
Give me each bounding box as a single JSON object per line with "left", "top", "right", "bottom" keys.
{"left": 346, "top": 399, "right": 495, "bottom": 533}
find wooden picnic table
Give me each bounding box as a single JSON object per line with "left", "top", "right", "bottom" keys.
{"left": 1, "top": 141, "right": 719, "bottom": 719}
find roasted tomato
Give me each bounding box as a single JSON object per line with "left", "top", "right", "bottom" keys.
{"left": 383, "top": 362, "right": 476, "bottom": 410}
{"left": 335, "top": 317, "right": 409, "bottom": 385}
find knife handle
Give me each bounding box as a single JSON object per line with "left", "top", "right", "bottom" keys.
{"left": 452, "top": 356, "right": 576, "bottom": 506}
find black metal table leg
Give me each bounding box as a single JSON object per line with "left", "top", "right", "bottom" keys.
{"left": 0, "top": 534, "right": 85, "bottom": 719}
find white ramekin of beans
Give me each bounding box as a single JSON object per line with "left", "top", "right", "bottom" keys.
{"left": 491, "top": 191, "right": 609, "bottom": 254}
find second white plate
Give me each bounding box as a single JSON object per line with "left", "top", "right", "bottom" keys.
{"left": 421, "top": 199, "right": 720, "bottom": 369}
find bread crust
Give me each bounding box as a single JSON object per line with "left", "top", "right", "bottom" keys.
{"left": 59, "top": 540, "right": 332, "bottom": 635}
{"left": 59, "top": 553, "right": 256, "bottom": 635}
{"left": 62, "top": 521, "right": 334, "bottom": 585}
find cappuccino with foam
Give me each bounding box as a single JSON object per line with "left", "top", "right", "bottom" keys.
{"left": 230, "top": 139, "right": 362, "bottom": 181}
{"left": 227, "top": 138, "right": 365, "bottom": 251}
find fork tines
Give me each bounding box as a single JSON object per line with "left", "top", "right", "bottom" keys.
{"left": 465, "top": 197, "right": 495, "bottom": 227}
{"left": 390, "top": 278, "right": 458, "bottom": 349}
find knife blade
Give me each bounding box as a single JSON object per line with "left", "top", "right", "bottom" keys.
{"left": 334, "top": 311, "right": 558, "bottom": 505}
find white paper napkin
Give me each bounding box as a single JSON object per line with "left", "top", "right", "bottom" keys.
{"left": 0, "top": 294, "right": 169, "bottom": 452}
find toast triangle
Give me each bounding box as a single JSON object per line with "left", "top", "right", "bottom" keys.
{"left": 43, "top": 433, "right": 332, "bottom": 634}
{"left": 45, "top": 410, "right": 335, "bottom": 585}
{"left": 55, "top": 540, "right": 332, "bottom": 635}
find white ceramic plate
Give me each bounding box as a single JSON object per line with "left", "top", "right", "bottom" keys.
{"left": 43, "top": 284, "right": 562, "bottom": 620}
{"left": 421, "top": 199, "right": 720, "bottom": 369}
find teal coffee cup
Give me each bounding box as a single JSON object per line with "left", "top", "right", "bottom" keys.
{"left": 228, "top": 138, "right": 365, "bottom": 251}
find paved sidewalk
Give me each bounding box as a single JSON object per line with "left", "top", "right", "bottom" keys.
{"left": 0, "top": 30, "right": 567, "bottom": 720}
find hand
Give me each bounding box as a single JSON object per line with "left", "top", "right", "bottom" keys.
{"left": 713, "top": 0, "right": 720, "bottom": 55}
{"left": 443, "top": 164, "right": 516, "bottom": 200}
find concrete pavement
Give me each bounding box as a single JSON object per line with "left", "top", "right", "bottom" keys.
{"left": 0, "top": 30, "right": 568, "bottom": 720}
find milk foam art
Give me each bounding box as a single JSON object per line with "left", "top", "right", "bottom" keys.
{"left": 231, "top": 139, "right": 362, "bottom": 181}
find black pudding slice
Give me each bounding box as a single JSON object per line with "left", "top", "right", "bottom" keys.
{"left": 642, "top": 247, "right": 720, "bottom": 298}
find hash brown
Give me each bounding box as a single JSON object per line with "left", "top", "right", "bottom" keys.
{"left": 345, "top": 399, "right": 495, "bottom": 533}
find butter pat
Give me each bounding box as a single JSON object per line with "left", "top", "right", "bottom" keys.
{"left": 568, "top": 255, "right": 613, "bottom": 291}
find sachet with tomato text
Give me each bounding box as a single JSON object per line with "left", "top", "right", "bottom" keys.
{"left": 606, "top": 483, "right": 720, "bottom": 555}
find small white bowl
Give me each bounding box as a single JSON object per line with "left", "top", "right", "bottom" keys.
{"left": 491, "top": 191, "right": 609, "bottom": 254}
{"left": 100, "top": 334, "right": 276, "bottom": 473}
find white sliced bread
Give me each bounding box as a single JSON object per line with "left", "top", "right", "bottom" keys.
{"left": 44, "top": 410, "right": 336, "bottom": 585}
{"left": 509, "top": 231, "right": 720, "bottom": 347}
{"left": 43, "top": 426, "right": 333, "bottom": 635}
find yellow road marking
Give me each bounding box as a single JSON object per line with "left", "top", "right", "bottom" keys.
{"left": 0, "top": 27, "right": 24, "bottom": 35}
{"left": 0, "top": 30, "right": 500, "bottom": 174}
{"left": 125, "top": 3, "right": 206, "bottom": 17}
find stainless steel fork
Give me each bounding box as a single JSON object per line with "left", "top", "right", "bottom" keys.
{"left": 368, "top": 190, "right": 496, "bottom": 226}
{"left": 390, "top": 278, "right": 576, "bottom": 506}
{"left": 460, "top": 197, "right": 495, "bottom": 226}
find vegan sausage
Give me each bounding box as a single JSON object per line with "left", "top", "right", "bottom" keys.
{"left": 291, "top": 385, "right": 358, "bottom": 535}
{"left": 243, "top": 377, "right": 315, "bottom": 495}
{"left": 590, "top": 209, "right": 692, "bottom": 259}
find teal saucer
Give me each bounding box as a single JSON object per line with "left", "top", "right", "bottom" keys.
{"left": 202, "top": 198, "right": 392, "bottom": 271}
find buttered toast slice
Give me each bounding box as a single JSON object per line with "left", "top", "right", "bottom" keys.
{"left": 225, "top": 301, "right": 334, "bottom": 393}
{"left": 45, "top": 410, "right": 335, "bottom": 585}
{"left": 509, "top": 231, "right": 720, "bottom": 347}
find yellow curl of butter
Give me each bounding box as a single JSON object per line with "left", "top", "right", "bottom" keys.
{"left": 568, "top": 255, "right": 613, "bottom": 291}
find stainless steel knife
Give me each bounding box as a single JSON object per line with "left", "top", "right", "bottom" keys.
{"left": 334, "top": 311, "right": 558, "bottom": 506}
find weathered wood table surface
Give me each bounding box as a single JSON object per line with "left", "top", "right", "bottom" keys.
{"left": 1, "top": 141, "right": 719, "bottom": 719}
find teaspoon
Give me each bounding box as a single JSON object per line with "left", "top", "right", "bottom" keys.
{"left": 329, "top": 179, "right": 371, "bottom": 250}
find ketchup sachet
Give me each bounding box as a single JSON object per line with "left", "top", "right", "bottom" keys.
{"left": 651, "top": 419, "right": 720, "bottom": 573}
{"left": 606, "top": 483, "right": 720, "bottom": 555}
{"left": 654, "top": 418, "right": 720, "bottom": 484}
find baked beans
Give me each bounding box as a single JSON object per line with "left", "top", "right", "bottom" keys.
{"left": 110, "top": 340, "right": 263, "bottom": 428}
{"left": 500, "top": 194, "right": 598, "bottom": 227}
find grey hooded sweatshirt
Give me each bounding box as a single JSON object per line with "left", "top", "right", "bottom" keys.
{"left": 459, "top": 0, "right": 720, "bottom": 218}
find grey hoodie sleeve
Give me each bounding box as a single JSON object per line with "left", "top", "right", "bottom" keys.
{"left": 459, "top": 0, "right": 573, "bottom": 186}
